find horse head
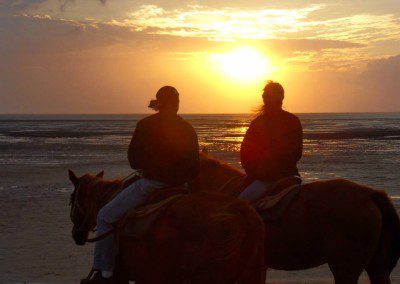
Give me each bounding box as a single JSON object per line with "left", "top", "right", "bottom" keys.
{"left": 68, "top": 169, "right": 104, "bottom": 246}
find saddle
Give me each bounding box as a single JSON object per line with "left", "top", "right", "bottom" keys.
{"left": 250, "top": 176, "right": 302, "bottom": 222}
{"left": 118, "top": 180, "right": 189, "bottom": 239}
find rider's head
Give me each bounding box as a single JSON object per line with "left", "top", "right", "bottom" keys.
{"left": 262, "top": 81, "right": 284, "bottom": 109}
{"left": 148, "top": 86, "right": 180, "bottom": 114}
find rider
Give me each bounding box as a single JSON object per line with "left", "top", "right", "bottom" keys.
{"left": 85, "top": 86, "right": 200, "bottom": 283}
{"left": 239, "top": 81, "right": 303, "bottom": 203}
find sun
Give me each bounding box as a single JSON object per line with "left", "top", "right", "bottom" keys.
{"left": 211, "top": 47, "right": 273, "bottom": 82}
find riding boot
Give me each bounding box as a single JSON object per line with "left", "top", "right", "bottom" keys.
{"left": 80, "top": 271, "right": 113, "bottom": 284}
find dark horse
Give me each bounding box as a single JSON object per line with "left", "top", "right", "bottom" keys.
{"left": 190, "top": 152, "right": 400, "bottom": 284}
{"left": 68, "top": 170, "right": 266, "bottom": 284}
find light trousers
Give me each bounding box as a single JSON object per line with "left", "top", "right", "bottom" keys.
{"left": 238, "top": 180, "right": 273, "bottom": 203}
{"left": 93, "top": 178, "right": 167, "bottom": 271}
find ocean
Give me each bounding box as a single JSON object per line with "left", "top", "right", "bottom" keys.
{"left": 1, "top": 113, "right": 399, "bottom": 192}
{"left": 1, "top": 113, "right": 400, "bottom": 283}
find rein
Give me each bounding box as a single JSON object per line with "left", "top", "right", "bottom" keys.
{"left": 86, "top": 229, "right": 116, "bottom": 243}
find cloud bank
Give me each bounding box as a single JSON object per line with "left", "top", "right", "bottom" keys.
{"left": 0, "top": 0, "right": 399, "bottom": 113}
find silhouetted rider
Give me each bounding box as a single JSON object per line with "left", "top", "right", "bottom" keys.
{"left": 128, "top": 87, "right": 200, "bottom": 186}
{"left": 86, "top": 86, "right": 199, "bottom": 284}
{"left": 239, "top": 81, "right": 303, "bottom": 202}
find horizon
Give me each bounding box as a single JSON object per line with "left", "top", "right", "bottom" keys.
{"left": 1, "top": 111, "right": 400, "bottom": 116}
{"left": 1, "top": 0, "right": 400, "bottom": 113}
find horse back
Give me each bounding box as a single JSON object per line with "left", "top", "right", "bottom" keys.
{"left": 300, "top": 178, "right": 376, "bottom": 209}
{"left": 264, "top": 179, "right": 382, "bottom": 270}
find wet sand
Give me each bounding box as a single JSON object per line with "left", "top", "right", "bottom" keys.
{"left": 1, "top": 165, "right": 400, "bottom": 283}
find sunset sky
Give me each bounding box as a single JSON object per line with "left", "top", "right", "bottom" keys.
{"left": 1, "top": 0, "right": 399, "bottom": 113}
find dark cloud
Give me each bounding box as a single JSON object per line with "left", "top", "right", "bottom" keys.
{"left": 58, "top": 0, "right": 106, "bottom": 12}
{"left": 58, "top": 0, "right": 74, "bottom": 12}
{"left": 0, "top": 0, "right": 47, "bottom": 13}
{"left": 283, "top": 54, "right": 400, "bottom": 112}
{"left": 356, "top": 54, "right": 400, "bottom": 110}
{"left": 0, "top": 14, "right": 365, "bottom": 59}
{"left": 0, "top": 0, "right": 108, "bottom": 15}
{"left": 0, "top": 15, "right": 147, "bottom": 55}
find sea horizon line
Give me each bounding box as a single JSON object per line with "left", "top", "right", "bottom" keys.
{"left": 1, "top": 111, "right": 400, "bottom": 116}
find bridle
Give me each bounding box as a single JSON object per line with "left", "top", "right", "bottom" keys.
{"left": 70, "top": 183, "right": 119, "bottom": 243}
{"left": 70, "top": 183, "right": 96, "bottom": 235}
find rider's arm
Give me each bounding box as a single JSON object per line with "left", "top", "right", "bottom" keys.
{"left": 240, "top": 121, "right": 261, "bottom": 179}
{"left": 292, "top": 116, "right": 303, "bottom": 162}
{"left": 187, "top": 128, "right": 200, "bottom": 181}
{"left": 177, "top": 124, "right": 200, "bottom": 182}
{"left": 278, "top": 115, "right": 303, "bottom": 166}
{"left": 127, "top": 120, "right": 145, "bottom": 170}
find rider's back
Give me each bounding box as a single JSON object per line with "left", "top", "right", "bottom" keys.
{"left": 128, "top": 113, "right": 199, "bottom": 186}
{"left": 241, "top": 109, "right": 302, "bottom": 182}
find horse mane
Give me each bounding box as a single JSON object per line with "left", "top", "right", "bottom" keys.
{"left": 201, "top": 153, "right": 244, "bottom": 176}
{"left": 71, "top": 175, "right": 124, "bottom": 209}
{"left": 93, "top": 177, "right": 123, "bottom": 189}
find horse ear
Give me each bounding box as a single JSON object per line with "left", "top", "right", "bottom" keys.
{"left": 96, "top": 171, "right": 104, "bottom": 178}
{"left": 68, "top": 169, "right": 79, "bottom": 186}
{"left": 201, "top": 147, "right": 208, "bottom": 155}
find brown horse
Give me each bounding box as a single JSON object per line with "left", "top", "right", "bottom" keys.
{"left": 68, "top": 170, "right": 266, "bottom": 284}
{"left": 191, "top": 152, "right": 400, "bottom": 284}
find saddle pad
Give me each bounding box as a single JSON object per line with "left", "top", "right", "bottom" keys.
{"left": 119, "top": 193, "right": 187, "bottom": 239}
{"left": 256, "top": 184, "right": 301, "bottom": 222}
{"left": 256, "top": 183, "right": 300, "bottom": 210}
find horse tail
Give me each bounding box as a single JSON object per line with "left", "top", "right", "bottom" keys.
{"left": 371, "top": 189, "right": 400, "bottom": 271}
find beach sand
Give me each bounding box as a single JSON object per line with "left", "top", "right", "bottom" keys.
{"left": 1, "top": 165, "right": 400, "bottom": 283}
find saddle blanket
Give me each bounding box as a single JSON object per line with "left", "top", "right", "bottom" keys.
{"left": 242, "top": 176, "right": 302, "bottom": 222}
{"left": 257, "top": 184, "right": 301, "bottom": 222}
{"left": 119, "top": 187, "right": 188, "bottom": 239}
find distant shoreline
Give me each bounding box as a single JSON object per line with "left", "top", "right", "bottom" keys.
{"left": 1, "top": 112, "right": 400, "bottom": 122}
{"left": 1, "top": 111, "right": 400, "bottom": 115}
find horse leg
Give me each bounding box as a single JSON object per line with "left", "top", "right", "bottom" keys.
{"left": 327, "top": 240, "right": 371, "bottom": 284}
{"left": 238, "top": 242, "right": 266, "bottom": 284}
{"left": 327, "top": 241, "right": 367, "bottom": 284}
{"left": 112, "top": 264, "right": 129, "bottom": 284}
{"left": 328, "top": 265, "right": 362, "bottom": 284}
{"left": 367, "top": 273, "right": 391, "bottom": 284}
{"left": 136, "top": 275, "right": 180, "bottom": 284}
{"left": 238, "top": 266, "right": 266, "bottom": 284}
{"left": 112, "top": 273, "right": 129, "bottom": 284}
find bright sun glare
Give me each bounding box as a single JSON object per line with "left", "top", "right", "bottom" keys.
{"left": 212, "top": 47, "right": 273, "bottom": 82}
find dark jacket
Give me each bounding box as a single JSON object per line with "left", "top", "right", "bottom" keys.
{"left": 240, "top": 109, "right": 303, "bottom": 182}
{"left": 128, "top": 113, "right": 200, "bottom": 186}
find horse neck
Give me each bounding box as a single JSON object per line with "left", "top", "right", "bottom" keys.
{"left": 89, "top": 179, "right": 123, "bottom": 217}
{"left": 219, "top": 166, "right": 245, "bottom": 196}
{"left": 204, "top": 161, "right": 245, "bottom": 195}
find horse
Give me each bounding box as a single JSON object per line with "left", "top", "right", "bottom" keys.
{"left": 68, "top": 170, "right": 266, "bottom": 284}
{"left": 190, "top": 152, "right": 400, "bottom": 284}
